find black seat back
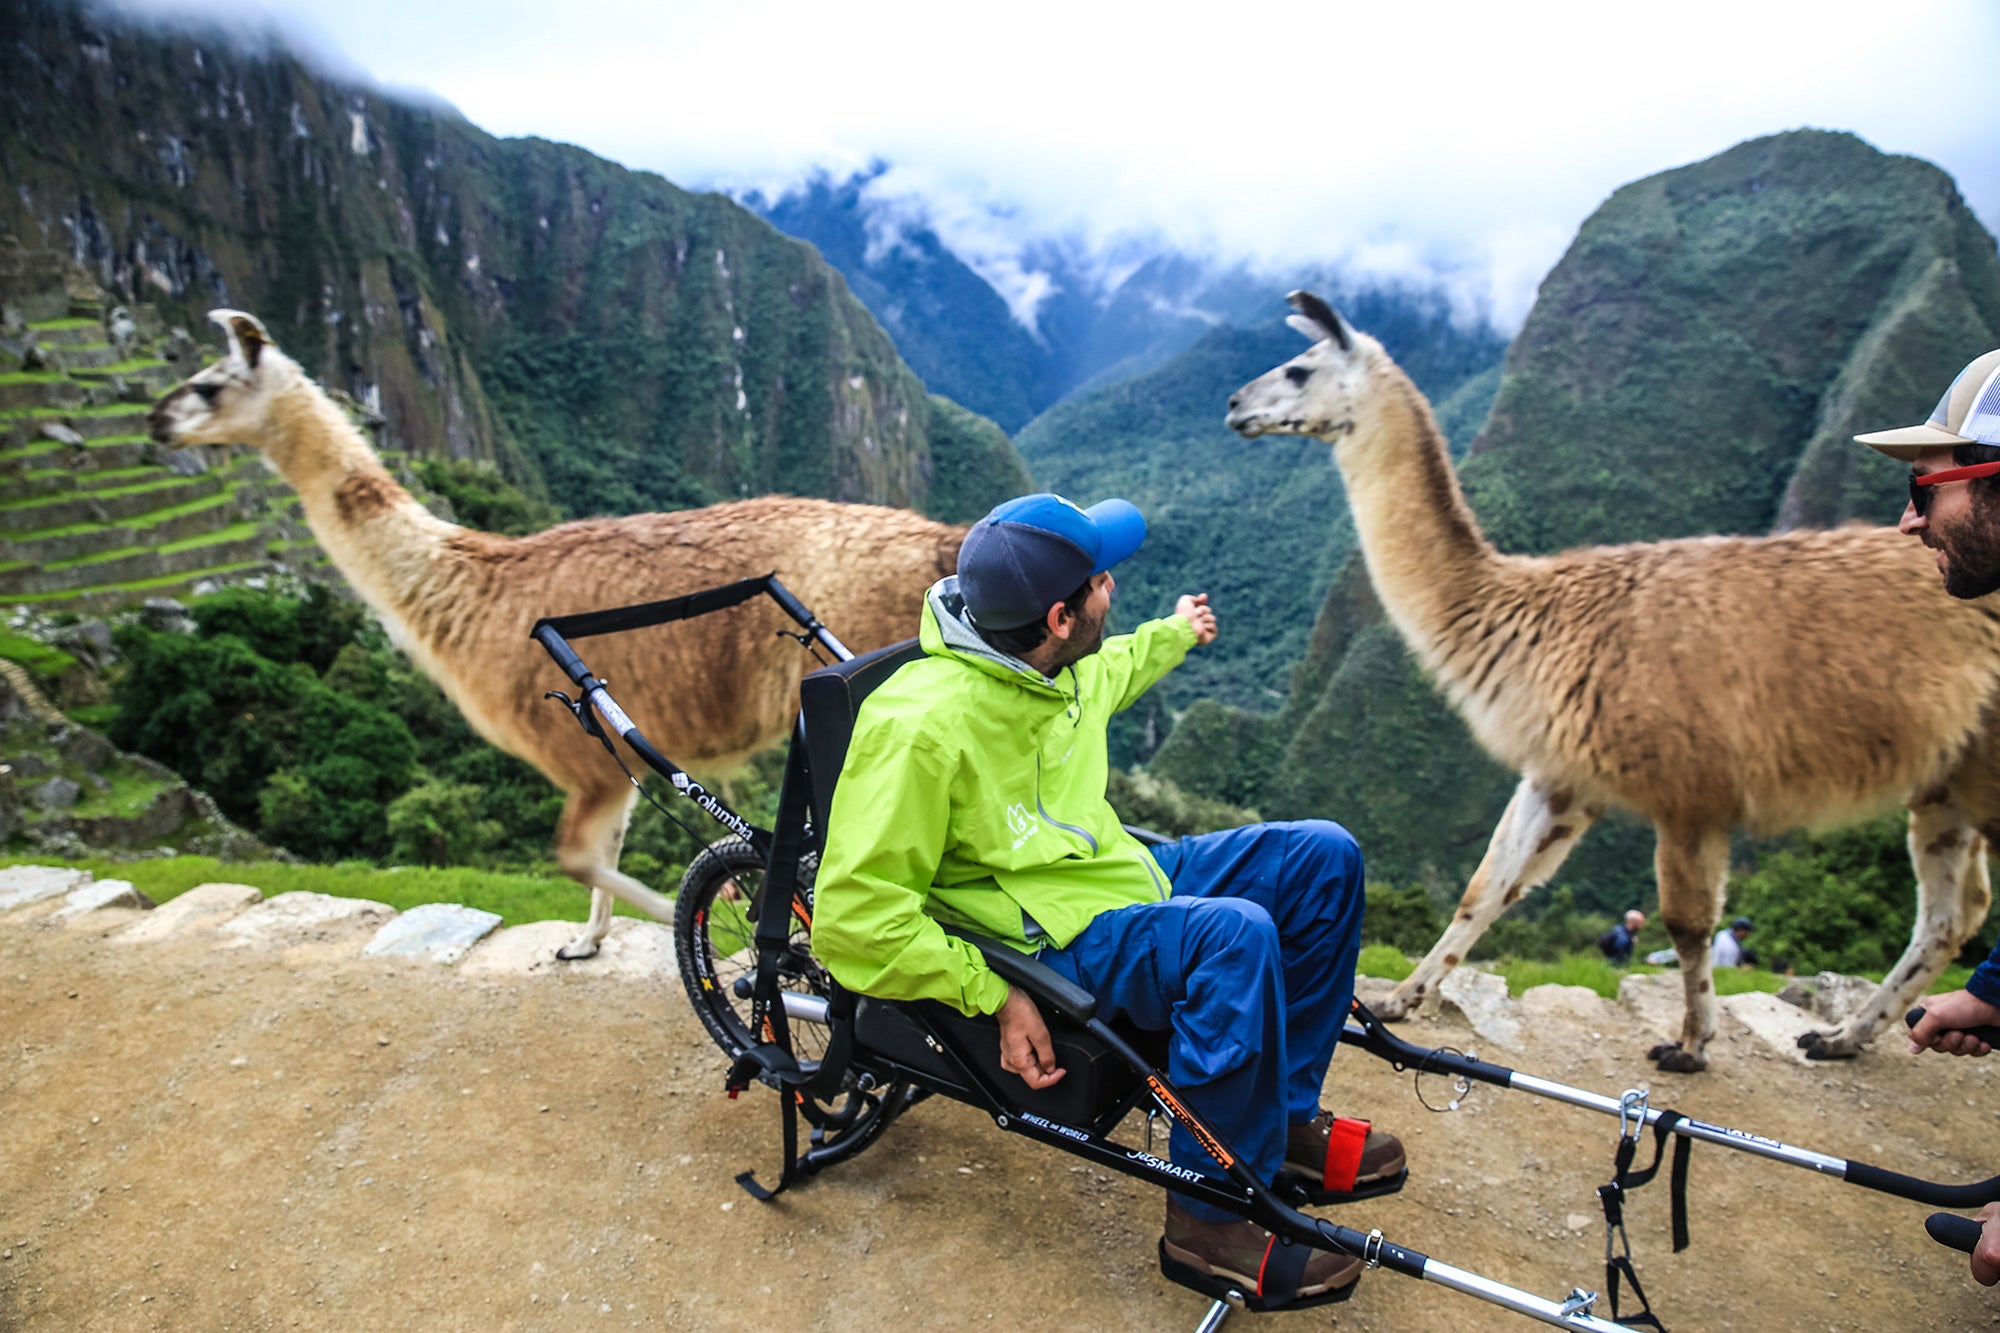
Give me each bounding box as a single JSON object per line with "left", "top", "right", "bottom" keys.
{"left": 799, "top": 637, "right": 926, "bottom": 839}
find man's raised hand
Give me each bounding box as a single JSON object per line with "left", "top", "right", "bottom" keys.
{"left": 1176, "top": 593, "right": 1218, "bottom": 645}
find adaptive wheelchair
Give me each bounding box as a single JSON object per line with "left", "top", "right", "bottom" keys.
{"left": 531, "top": 575, "right": 1648, "bottom": 1330}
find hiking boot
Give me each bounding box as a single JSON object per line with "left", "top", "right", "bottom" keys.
{"left": 1281, "top": 1111, "right": 1408, "bottom": 1204}
{"left": 1160, "top": 1199, "right": 1361, "bottom": 1307}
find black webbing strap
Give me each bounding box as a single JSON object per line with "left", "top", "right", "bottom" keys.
{"left": 532, "top": 574, "right": 774, "bottom": 642}
{"left": 1258, "top": 1236, "right": 1316, "bottom": 1310}
{"left": 1596, "top": 1108, "right": 1691, "bottom": 1329}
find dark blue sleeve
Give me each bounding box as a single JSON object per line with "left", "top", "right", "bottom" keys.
{"left": 1968, "top": 942, "right": 2000, "bottom": 1009}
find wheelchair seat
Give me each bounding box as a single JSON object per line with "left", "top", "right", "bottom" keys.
{"left": 798, "top": 638, "right": 1168, "bottom": 1135}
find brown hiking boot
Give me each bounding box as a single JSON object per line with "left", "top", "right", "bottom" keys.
{"left": 1160, "top": 1199, "right": 1361, "bottom": 1306}
{"left": 1282, "top": 1111, "right": 1408, "bottom": 1203}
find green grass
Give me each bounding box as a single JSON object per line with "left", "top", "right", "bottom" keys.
{"left": 67, "top": 769, "right": 167, "bottom": 821}
{"left": 1357, "top": 947, "right": 1975, "bottom": 1000}
{"left": 0, "top": 630, "right": 78, "bottom": 678}
{"left": 43, "top": 521, "right": 262, "bottom": 574}
{"left": 0, "top": 371, "right": 69, "bottom": 385}
{"left": 8, "top": 558, "right": 266, "bottom": 603}
{"left": 0, "top": 473, "right": 198, "bottom": 513}
{"left": 0, "top": 402, "right": 149, "bottom": 420}
{"left": 27, "top": 317, "right": 100, "bottom": 331}
{"left": 0, "top": 438, "right": 70, "bottom": 463}
{"left": 74, "top": 358, "right": 167, "bottom": 378}
{"left": 65, "top": 703, "right": 117, "bottom": 730}
{"left": 0, "top": 854, "right": 641, "bottom": 926}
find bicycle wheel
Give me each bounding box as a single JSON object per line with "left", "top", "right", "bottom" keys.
{"left": 674, "top": 835, "right": 832, "bottom": 1065}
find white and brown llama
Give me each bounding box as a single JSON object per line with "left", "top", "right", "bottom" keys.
{"left": 151, "top": 310, "right": 964, "bottom": 960}
{"left": 1227, "top": 291, "right": 2000, "bottom": 1072}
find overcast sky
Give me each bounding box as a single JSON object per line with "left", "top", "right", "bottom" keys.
{"left": 116, "top": 0, "right": 2000, "bottom": 330}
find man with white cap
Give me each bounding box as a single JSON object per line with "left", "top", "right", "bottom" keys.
{"left": 1857, "top": 348, "right": 2000, "bottom": 1286}
{"left": 811, "top": 493, "right": 1400, "bottom": 1304}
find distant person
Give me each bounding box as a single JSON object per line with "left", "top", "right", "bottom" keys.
{"left": 1597, "top": 909, "right": 1646, "bottom": 966}
{"left": 1711, "top": 916, "right": 1754, "bottom": 969}
{"left": 1857, "top": 349, "right": 2000, "bottom": 1287}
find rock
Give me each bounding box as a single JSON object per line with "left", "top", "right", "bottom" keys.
{"left": 36, "top": 421, "right": 84, "bottom": 446}
{"left": 137, "top": 598, "right": 195, "bottom": 634}
{"left": 160, "top": 447, "right": 207, "bottom": 477}
{"left": 1775, "top": 977, "right": 1815, "bottom": 1010}
{"left": 1810, "top": 972, "right": 1879, "bottom": 1025}
{"left": 1565, "top": 1212, "right": 1595, "bottom": 1233}
{"left": 460, "top": 917, "right": 676, "bottom": 978}
{"left": 9, "top": 754, "right": 48, "bottom": 779}
{"left": 1439, "top": 967, "right": 1522, "bottom": 1049}
{"left": 1618, "top": 973, "right": 1686, "bottom": 1042}
{"left": 1721, "top": 991, "right": 1819, "bottom": 1063}
{"left": 30, "top": 776, "right": 80, "bottom": 810}
{"left": 113, "top": 882, "right": 261, "bottom": 943}
{"left": 53, "top": 726, "right": 113, "bottom": 773}
{"left": 1519, "top": 983, "right": 1614, "bottom": 1023}
{"left": 362, "top": 902, "right": 502, "bottom": 964}
{"left": 53, "top": 619, "right": 114, "bottom": 669}
{"left": 216, "top": 891, "right": 394, "bottom": 947}
{"left": 0, "top": 864, "right": 92, "bottom": 912}
{"left": 54, "top": 878, "right": 152, "bottom": 920}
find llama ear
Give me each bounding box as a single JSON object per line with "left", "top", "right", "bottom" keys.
{"left": 208, "top": 308, "right": 270, "bottom": 368}
{"left": 1285, "top": 314, "right": 1323, "bottom": 343}
{"left": 1285, "top": 290, "right": 1351, "bottom": 352}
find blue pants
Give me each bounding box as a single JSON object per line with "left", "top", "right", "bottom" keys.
{"left": 1039, "top": 820, "right": 1366, "bottom": 1220}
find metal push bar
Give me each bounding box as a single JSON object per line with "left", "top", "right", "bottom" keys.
{"left": 1343, "top": 1002, "right": 2000, "bottom": 1208}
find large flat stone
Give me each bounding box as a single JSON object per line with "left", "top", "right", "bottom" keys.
{"left": 1722, "top": 991, "right": 1819, "bottom": 1063}
{"left": 114, "top": 882, "right": 262, "bottom": 943}
{"left": 53, "top": 878, "right": 152, "bottom": 920}
{"left": 363, "top": 902, "right": 501, "bottom": 964}
{"left": 217, "top": 891, "right": 394, "bottom": 948}
{"left": 0, "top": 864, "right": 91, "bottom": 912}
{"left": 459, "top": 917, "right": 676, "bottom": 978}
{"left": 1519, "top": 983, "right": 1615, "bottom": 1024}
{"left": 1618, "top": 973, "right": 1685, "bottom": 1042}
{"left": 1439, "top": 966, "right": 1522, "bottom": 1050}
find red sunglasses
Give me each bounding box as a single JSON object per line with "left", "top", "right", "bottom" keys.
{"left": 1909, "top": 461, "right": 2000, "bottom": 517}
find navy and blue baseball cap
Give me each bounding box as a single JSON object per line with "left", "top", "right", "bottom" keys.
{"left": 957, "top": 493, "right": 1146, "bottom": 630}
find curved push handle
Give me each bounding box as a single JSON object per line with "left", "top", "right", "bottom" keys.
{"left": 1905, "top": 1007, "right": 2000, "bottom": 1050}
{"left": 1927, "top": 1211, "right": 1984, "bottom": 1254}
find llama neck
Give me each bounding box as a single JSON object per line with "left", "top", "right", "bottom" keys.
{"left": 262, "top": 380, "right": 464, "bottom": 645}
{"left": 1333, "top": 371, "right": 1511, "bottom": 658}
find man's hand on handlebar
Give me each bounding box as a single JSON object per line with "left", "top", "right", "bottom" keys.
{"left": 1907, "top": 990, "right": 2000, "bottom": 1057}
{"left": 998, "top": 986, "right": 1066, "bottom": 1090}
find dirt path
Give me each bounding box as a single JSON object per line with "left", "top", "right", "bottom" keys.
{"left": 2, "top": 896, "right": 1996, "bottom": 1331}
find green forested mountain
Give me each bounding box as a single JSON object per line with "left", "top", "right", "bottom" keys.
{"left": 1153, "top": 130, "right": 2000, "bottom": 900}
{"left": 1016, "top": 292, "right": 1506, "bottom": 750}
{"left": 0, "top": 0, "right": 1025, "bottom": 524}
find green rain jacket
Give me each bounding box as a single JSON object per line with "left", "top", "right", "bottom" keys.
{"left": 811, "top": 576, "right": 1199, "bottom": 1017}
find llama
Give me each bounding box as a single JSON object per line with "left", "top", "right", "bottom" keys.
{"left": 151, "top": 310, "right": 964, "bottom": 960}
{"left": 1225, "top": 292, "right": 2000, "bottom": 1072}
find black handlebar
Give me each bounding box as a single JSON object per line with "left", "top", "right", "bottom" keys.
{"left": 532, "top": 624, "right": 592, "bottom": 687}
{"left": 1928, "top": 1211, "right": 1984, "bottom": 1254}
{"left": 1905, "top": 1007, "right": 2000, "bottom": 1050}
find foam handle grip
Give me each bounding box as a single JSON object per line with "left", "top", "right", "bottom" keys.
{"left": 1904, "top": 1007, "right": 2000, "bottom": 1048}
{"left": 1928, "top": 1211, "right": 1984, "bottom": 1254}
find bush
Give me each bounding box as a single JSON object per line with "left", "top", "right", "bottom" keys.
{"left": 1361, "top": 883, "right": 1444, "bottom": 953}
{"left": 388, "top": 781, "right": 505, "bottom": 866}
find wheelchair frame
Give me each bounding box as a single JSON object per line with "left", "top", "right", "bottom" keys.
{"left": 531, "top": 576, "right": 1633, "bottom": 1329}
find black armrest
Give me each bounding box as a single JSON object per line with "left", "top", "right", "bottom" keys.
{"left": 1122, "top": 823, "right": 1173, "bottom": 847}
{"left": 947, "top": 928, "right": 1098, "bottom": 1025}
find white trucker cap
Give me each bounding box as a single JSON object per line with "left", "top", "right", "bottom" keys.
{"left": 1856, "top": 348, "right": 2000, "bottom": 459}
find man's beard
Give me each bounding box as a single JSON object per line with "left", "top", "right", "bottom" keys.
{"left": 1934, "top": 497, "right": 2000, "bottom": 599}
{"left": 1046, "top": 607, "right": 1107, "bottom": 670}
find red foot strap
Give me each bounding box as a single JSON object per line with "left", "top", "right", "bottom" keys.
{"left": 1323, "top": 1117, "right": 1371, "bottom": 1192}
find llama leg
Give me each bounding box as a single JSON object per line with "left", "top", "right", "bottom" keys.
{"left": 1799, "top": 806, "right": 1988, "bottom": 1058}
{"left": 1648, "top": 824, "right": 1730, "bottom": 1073}
{"left": 1377, "top": 777, "right": 1597, "bottom": 1019}
{"left": 552, "top": 787, "right": 675, "bottom": 961}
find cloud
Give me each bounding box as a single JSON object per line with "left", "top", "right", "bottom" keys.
{"left": 117, "top": 0, "right": 2000, "bottom": 331}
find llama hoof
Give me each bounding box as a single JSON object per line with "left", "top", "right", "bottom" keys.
{"left": 1645, "top": 1041, "right": 1681, "bottom": 1062}
{"left": 1372, "top": 992, "right": 1416, "bottom": 1021}
{"left": 1650, "top": 1044, "right": 1707, "bottom": 1073}
{"left": 1797, "top": 1030, "right": 1858, "bottom": 1060}
{"left": 555, "top": 939, "right": 601, "bottom": 962}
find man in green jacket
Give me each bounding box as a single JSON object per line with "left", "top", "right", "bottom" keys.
{"left": 812, "top": 493, "right": 1400, "bottom": 1303}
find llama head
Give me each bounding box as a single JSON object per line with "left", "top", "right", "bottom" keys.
{"left": 1225, "top": 291, "right": 1383, "bottom": 443}
{"left": 149, "top": 309, "right": 301, "bottom": 450}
